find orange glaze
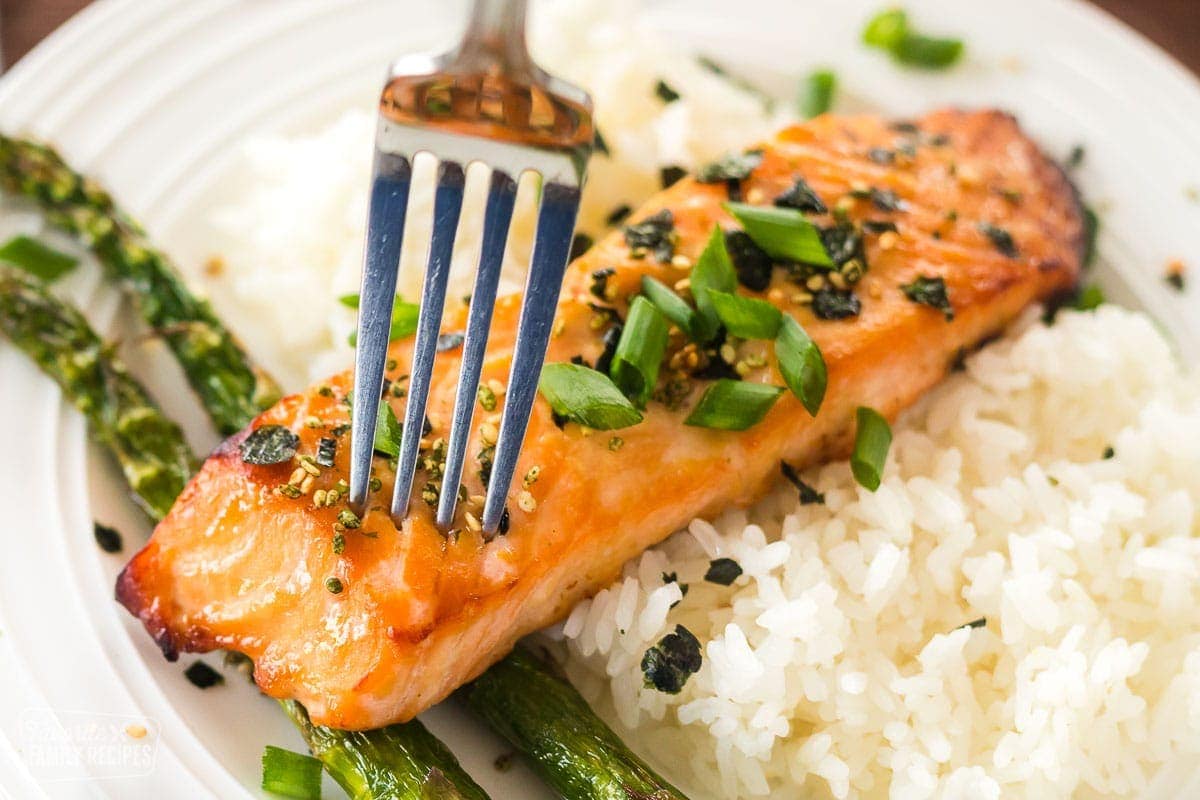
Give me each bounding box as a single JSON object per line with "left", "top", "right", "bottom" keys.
{"left": 118, "top": 109, "right": 1083, "bottom": 729}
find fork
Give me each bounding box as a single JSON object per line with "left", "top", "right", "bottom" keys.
{"left": 348, "top": 0, "right": 593, "bottom": 537}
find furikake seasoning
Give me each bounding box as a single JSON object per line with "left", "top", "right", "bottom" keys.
{"left": 900, "top": 275, "right": 954, "bottom": 320}
{"left": 239, "top": 425, "right": 300, "bottom": 465}
{"left": 641, "top": 624, "right": 703, "bottom": 694}
{"left": 623, "top": 209, "right": 676, "bottom": 263}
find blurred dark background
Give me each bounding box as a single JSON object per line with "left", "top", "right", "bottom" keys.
{"left": 1, "top": 0, "right": 1198, "bottom": 74}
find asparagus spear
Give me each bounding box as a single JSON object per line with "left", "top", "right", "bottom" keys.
{"left": 0, "top": 134, "right": 280, "bottom": 435}
{"left": 0, "top": 267, "right": 488, "bottom": 800}
{"left": 281, "top": 701, "right": 489, "bottom": 800}
{"left": 0, "top": 265, "right": 195, "bottom": 519}
{"left": 464, "top": 646, "right": 688, "bottom": 800}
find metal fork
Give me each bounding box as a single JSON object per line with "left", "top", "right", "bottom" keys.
{"left": 348, "top": 0, "right": 593, "bottom": 537}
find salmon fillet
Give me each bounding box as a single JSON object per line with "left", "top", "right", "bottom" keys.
{"left": 118, "top": 109, "right": 1082, "bottom": 729}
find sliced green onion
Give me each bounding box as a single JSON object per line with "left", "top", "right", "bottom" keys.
{"left": 851, "top": 406, "right": 891, "bottom": 491}
{"left": 893, "top": 34, "right": 963, "bottom": 69}
{"left": 1082, "top": 205, "right": 1099, "bottom": 270}
{"left": 775, "top": 316, "right": 826, "bottom": 416}
{"left": 862, "top": 8, "right": 908, "bottom": 49}
{"left": 610, "top": 296, "right": 669, "bottom": 407}
{"left": 343, "top": 293, "right": 420, "bottom": 346}
{"left": 862, "top": 7, "right": 964, "bottom": 70}
{"left": 372, "top": 399, "right": 404, "bottom": 457}
{"left": 685, "top": 379, "right": 783, "bottom": 431}
{"left": 261, "top": 745, "right": 322, "bottom": 800}
{"left": 689, "top": 226, "right": 738, "bottom": 342}
{"left": 707, "top": 290, "right": 782, "bottom": 340}
{"left": 0, "top": 235, "right": 78, "bottom": 282}
{"left": 1073, "top": 283, "right": 1105, "bottom": 311}
{"left": 641, "top": 275, "right": 698, "bottom": 338}
{"left": 539, "top": 363, "right": 643, "bottom": 430}
{"left": 799, "top": 69, "right": 837, "bottom": 119}
{"left": 723, "top": 202, "right": 833, "bottom": 268}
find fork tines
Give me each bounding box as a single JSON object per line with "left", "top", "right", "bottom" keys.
{"left": 349, "top": 73, "right": 591, "bottom": 538}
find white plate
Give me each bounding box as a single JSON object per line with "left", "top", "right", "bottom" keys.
{"left": 0, "top": 1, "right": 1198, "bottom": 798}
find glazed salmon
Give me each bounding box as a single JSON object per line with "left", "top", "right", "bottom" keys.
{"left": 118, "top": 109, "right": 1082, "bottom": 730}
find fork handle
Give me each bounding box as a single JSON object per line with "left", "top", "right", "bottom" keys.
{"left": 458, "top": 0, "right": 531, "bottom": 72}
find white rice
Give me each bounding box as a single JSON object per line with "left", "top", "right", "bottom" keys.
{"left": 196, "top": 2, "right": 1200, "bottom": 796}
{"left": 550, "top": 306, "right": 1200, "bottom": 799}
{"left": 205, "top": 0, "right": 786, "bottom": 389}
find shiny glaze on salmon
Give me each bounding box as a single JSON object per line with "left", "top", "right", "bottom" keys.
{"left": 118, "top": 110, "right": 1083, "bottom": 729}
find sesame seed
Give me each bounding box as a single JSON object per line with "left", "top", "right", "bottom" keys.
{"left": 299, "top": 475, "right": 315, "bottom": 494}
{"left": 670, "top": 254, "right": 692, "bottom": 268}
{"left": 869, "top": 282, "right": 883, "bottom": 299}
{"left": 745, "top": 187, "right": 766, "bottom": 204}
{"left": 719, "top": 343, "right": 737, "bottom": 363}
{"left": 480, "top": 423, "right": 498, "bottom": 446}
{"left": 469, "top": 494, "right": 486, "bottom": 507}
{"left": 878, "top": 231, "right": 899, "bottom": 250}
{"left": 793, "top": 291, "right": 813, "bottom": 304}
{"left": 841, "top": 260, "right": 865, "bottom": 282}
{"left": 477, "top": 384, "right": 497, "bottom": 411}
{"left": 487, "top": 378, "right": 506, "bottom": 396}
{"left": 464, "top": 512, "right": 482, "bottom": 532}
{"left": 828, "top": 271, "right": 848, "bottom": 290}
{"left": 673, "top": 277, "right": 691, "bottom": 292}
{"left": 768, "top": 288, "right": 785, "bottom": 304}
{"left": 523, "top": 466, "right": 541, "bottom": 487}
{"left": 288, "top": 467, "right": 306, "bottom": 486}
{"left": 836, "top": 196, "right": 855, "bottom": 213}
{"left": 805, "top": 275, "right": 825, "bottom": 291}
{"left": 517, "top": 490, "right": 537, "bottom": 512}
{"left": 734, "top": 361, "right": 752, "bottom": 377}
{"left": 305, "top": 416, "right": 323, "bottom": 429}
{"left": 125, "top": 724, "right": 148, "bottom": 739}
